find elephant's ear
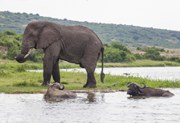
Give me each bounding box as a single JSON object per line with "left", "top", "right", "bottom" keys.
{"left": 36, "top": 26, "right": 61, "bottom": 49}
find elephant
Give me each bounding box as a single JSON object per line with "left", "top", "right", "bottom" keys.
{"left": 126, "top": 82, "right": 174, "bottom": 97}
{"left": 16, "top": 21, "right": 105, "bottom": 88}
{"left": 44, "top": 82, "right": 77, "bottom": 101}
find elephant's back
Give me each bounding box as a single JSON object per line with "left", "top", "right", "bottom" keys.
{"left": 62, "top": 25, "right": 102, "bottom": 43}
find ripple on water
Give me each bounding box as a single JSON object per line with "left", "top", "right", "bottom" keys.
{"left": 0, "top": 89, "right": 180, "bottom": 123}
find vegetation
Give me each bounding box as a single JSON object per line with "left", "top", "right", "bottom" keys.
{"left": 0, "top": 30, "right": 22, "bottom": 59}
{"left": 104, "top": 42, "right": 135, "bottom": 62}
{"left": 0, "top": 31, "right": 44, "bottom": 62}
{"left": 1, "top": 11, "right": 180, "bottom": 48}
{"left": 0, "top": 60, "right": 180, "bottom": 93}
{"left": 136, "top": 47, "right": 165, "bottom": 60}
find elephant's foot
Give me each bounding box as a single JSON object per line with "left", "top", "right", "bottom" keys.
{"left": 41, "top": 81, "right": 50, "bottom": 86}
{"left": 83, "top": 82, "right": 96, "bottom": 88}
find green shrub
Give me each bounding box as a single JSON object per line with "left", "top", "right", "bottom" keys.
{"left": 144, "top": 48, "right": 165, "bottom": 61}
{"left": 104, "top": 42, "right": 136, "bottom": 62}
{"left": 134, "top": 53, "right": 144, "bottom": 60}
{"left": 169, "top": 57, "right": 180, "bottom": 62}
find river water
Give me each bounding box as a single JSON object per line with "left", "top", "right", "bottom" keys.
{"left": 61, "top": 67, "right": 180, "bottom": 81}
{"left": 28, "top": 67, "right": 180, "bottom": 81}
{"left": 0, "top": 89, "right": 180, "bottom": 123}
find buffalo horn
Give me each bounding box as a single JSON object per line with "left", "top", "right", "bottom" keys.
{"left": 140, "top": 82, "right": 146, "bottom": 88}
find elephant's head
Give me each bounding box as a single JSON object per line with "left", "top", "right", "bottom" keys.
{"left": 126, "top": 82, "right": 146, "bottom": 96}
{"left": 50, "top": 82, "right": 65, "bottom": 90}
{"left": 16, "top": 21, "right": 60, "bottom": 63}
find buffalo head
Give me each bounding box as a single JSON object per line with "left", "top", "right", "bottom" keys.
{"left": 126, "top": 82, "right": 146, "bottom": 96}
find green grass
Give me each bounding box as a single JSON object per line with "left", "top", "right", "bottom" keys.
{"left": 0, "top": 59, "right": 180, "bottom": 93}
{"left": 0, "top": 68, "right": 180, "bottom": 93}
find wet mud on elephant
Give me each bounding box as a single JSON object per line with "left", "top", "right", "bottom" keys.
{"left": 44, "top": 83, "right": 77, "bottom": 102}
{"left": 16, "top": 21, "right": 105, "bottom": 88}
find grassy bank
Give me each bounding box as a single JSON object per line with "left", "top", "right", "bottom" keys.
{"left": 0, "top": 70, "right": 180, "bottom": 93}
{"left": 0, "top": 59, "right": 180, "bottom": 93}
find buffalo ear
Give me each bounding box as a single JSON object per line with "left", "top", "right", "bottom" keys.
{"left": 36, "top": 26, "right": 61, "bottom": 49}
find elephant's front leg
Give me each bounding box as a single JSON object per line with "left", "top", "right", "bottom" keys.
{"left": 52, "top": 61, "right": 60, "bottom": 83}
{"left": 42, "top": 42, "right": 60, "bottom": 86}
{"left": 42, "top": 55, "right": 54, "bottom": 86}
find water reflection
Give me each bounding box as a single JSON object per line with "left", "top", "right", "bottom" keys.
{"left": 127, "top": 96, "right": 146, "bottom": 100}
{"left": 87, "top": 92, "right": 96, "bottom": 103}
{"left": 80, "top": 92, "right": 105, "bottom": 104}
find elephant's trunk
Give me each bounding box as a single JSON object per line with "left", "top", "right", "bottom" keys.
{"left": 16, "top": 44, "right": 32, "bottom": 63}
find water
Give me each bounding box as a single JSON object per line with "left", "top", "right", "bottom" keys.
{"left": 28, "top": 67, "right": 180, "bottom": 81}
{"left": 0, "top": 89, "right": 180, "bottom": 123}
{"left": 62, "top": 67, "right": 180, "bottom": 81}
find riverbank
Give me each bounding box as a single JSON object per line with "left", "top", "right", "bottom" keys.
{"left": 1, "top": 59, "right": 180, "bottom": 93}
{"left": 1, "top": 68, "right": 180, "bottom": 93}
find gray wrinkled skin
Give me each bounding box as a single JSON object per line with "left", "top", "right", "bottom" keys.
{"left": 16, "top": 21, "right": 105, "bottom": 88}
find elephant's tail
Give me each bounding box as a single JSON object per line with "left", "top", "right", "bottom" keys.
{"left": 100, "top": 47, "right": 105, "bottom": 83}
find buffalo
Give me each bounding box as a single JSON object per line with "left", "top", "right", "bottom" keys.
{"left": 44, "top": 83, "right": 77, "bottom": 101}
{"left": 126, "top": 82, "right": 174, "bottom": 97}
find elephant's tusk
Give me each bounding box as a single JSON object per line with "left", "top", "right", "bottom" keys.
{"left": 24, "top": 49, "right": 32, "bottom": 58}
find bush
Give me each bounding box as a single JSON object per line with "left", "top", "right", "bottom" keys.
{"left": 4, "top": 30, "right": 16, "bottom": 35}
{"left": 104, "top": 47, "right": 123, "bottom": 62}
{"left": 0, "top": 31, "right": 44, "bottom": 62}
{"left": 104, "top": 42, "right": 136, "bottom": 62}
{"left": 0, "top": 31, "right": 21, "bottom": 60}
{"left": 111, "top": 41, "right": 130, "bottom": 53}
{"left": 134, "top": 53, "right": 144, "bottom": 60}
{"left": 144, "top": 48, "right": 165, "bottom": 61}
{"left": 125, "top": 54, "right": 136, "bottom": 62}
{"left": 169, "top": 57, "right": 180, "bottom": 62}
{"left": 28, "top": 49, "right": 43, "bottom": 62}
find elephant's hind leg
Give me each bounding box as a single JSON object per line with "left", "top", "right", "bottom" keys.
{"left": 82, "top": 58, "right": 97, "bottom": 88}
{"left": 83, "top": 70, "right": 96, "bottom": 88}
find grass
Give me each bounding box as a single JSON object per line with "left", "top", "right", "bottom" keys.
{"left": 0, "top": 59, "right": 180, "bottom": 93}
{"left": 0, "top": 70, "right": 180, "bottom": 93}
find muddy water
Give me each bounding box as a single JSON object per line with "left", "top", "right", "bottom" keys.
{"left": 0, "top": 89, "right": 180, "bottom": 123}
